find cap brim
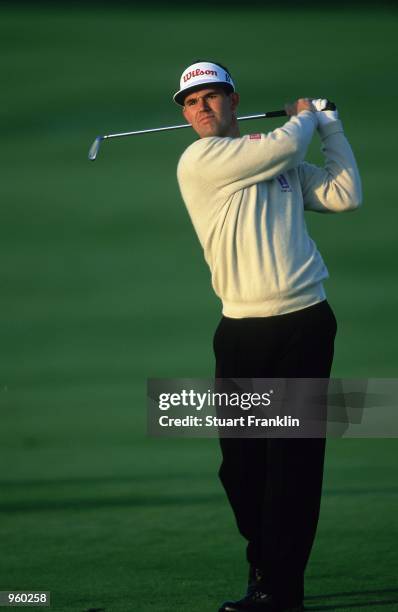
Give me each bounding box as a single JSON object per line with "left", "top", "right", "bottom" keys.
{"left": 173, "top": 81, "right": 234, "bottom": 106}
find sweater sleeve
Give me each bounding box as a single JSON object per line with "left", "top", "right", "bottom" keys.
{"left": 298, "top": 121, "right": 362, "bottom": 213}
{"left": 178, "top": 111, "right": 318, "bottom": 193}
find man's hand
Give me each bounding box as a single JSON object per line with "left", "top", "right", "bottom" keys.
{"left": 285, "top": 98, "right": 315, "bottom": 116}
{"left": 312, "top": 98, "right": 339, "bottom": 127}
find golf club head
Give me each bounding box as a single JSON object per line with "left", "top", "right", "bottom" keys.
{"left": 88, "top": 136, "right": 103, "bottom": 161}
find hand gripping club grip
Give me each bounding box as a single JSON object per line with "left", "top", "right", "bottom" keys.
{"left": 265, "top": 100, "right": 336, "bottom": 118}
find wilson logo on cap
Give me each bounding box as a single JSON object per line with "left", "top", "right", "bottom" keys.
{"left": 183, "top": 68, "right": 218, "bottom": 83}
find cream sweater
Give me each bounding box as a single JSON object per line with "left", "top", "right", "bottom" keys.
{"left": 177, "top": 111, "right": 362, "bottom": 318}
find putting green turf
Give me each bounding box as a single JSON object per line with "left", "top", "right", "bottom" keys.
{"left": 1, "top": 5, "right": 397, "bottom": 611}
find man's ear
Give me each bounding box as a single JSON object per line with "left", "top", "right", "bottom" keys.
{"left": 182, "top": 106, "right": 189, "bottom": 123}
{"left": 230, "top": 92, "right": 240, "bottom": 112}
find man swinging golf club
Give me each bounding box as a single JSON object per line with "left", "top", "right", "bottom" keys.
{"left": 175, "top": 60, "right": 362, "bottom": 612}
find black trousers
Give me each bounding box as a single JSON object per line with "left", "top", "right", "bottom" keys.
{"left": 213, "top": 300, "right": 337, "bottom": 605}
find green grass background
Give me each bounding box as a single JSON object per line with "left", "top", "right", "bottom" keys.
{"left": 1, "top": 5, "right": 397, "bottom": 611}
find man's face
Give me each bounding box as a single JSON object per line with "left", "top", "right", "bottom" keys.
{"left": 182, "top": 86, "right": 239, "bottom": 138}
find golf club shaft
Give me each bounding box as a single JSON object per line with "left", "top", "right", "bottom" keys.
{"left": 88, "top": 111, "right": 286, "bottom": 161}
{"left": 88, "top": 102, "right": 336, "bottom": 161}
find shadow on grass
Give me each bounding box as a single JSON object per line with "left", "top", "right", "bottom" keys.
{"left": 0, "top": 491, "right": 223, "bottom": 513}
{"left": 0, "top": 474, "right": 212, "bottom": 487}
{"left": 306, "top": 586, "right": 398, "bottom": 610}
{"left": 1, "top": 476, "right": 398, "bottom": 496}
{"left": 1, "top": 475, "right": 398, "bottom": 514}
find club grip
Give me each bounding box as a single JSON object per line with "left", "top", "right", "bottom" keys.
{"left": 324, "top": 100, "right": 336, "bottom": 111}
{"left": 265, "top": 110, "right": 288, "bottom": 118}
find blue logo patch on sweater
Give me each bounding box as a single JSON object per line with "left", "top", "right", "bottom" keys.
{"left": 276, "top": 174, "right": 292, "bottom": 192}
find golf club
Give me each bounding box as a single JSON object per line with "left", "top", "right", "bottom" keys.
{"left": 88, "top": 102, "right": 336, "bottom": 161}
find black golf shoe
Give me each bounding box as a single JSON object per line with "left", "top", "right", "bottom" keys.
{"left": 218, "top": 567, "right": 304, "bottom": 612}
{"left": 218, "top": 590, "right": 303, "bottom": 612}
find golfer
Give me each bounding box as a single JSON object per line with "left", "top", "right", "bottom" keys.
{"left": 175, "top": 61, "right": 361, "bottom": 612}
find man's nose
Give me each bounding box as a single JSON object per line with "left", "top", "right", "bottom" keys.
{"left": 198, "top": 97, "right": 210, "bottom": 111}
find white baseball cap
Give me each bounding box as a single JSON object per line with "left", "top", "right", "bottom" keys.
{"left": 173, "top": 61, "right": 235, "bottom": 106}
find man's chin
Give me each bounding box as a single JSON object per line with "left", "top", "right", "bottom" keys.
{"left": 197, "top": 126, "right": 222, "bottom": 138}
